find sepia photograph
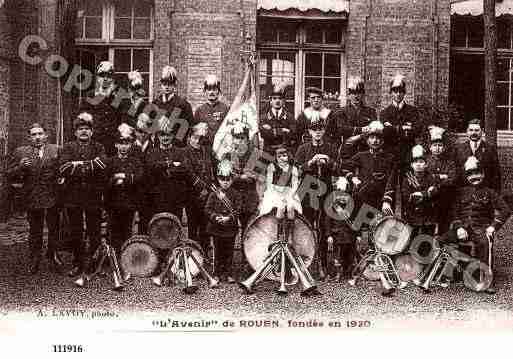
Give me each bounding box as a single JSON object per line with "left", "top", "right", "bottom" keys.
{"left": 1, "top": 0, "right": 513, "bottom": 355}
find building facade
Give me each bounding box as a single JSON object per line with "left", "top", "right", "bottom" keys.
{"left": 0, "top": 0, "right": 512, "bottom": 190}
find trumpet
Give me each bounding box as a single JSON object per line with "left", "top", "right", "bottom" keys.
{"left": 182, "top": 247, "right": 198, "bottom": 294}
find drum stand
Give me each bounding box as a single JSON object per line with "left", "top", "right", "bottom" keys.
{"left": 151, "top": 241, "right": 219, "bottom": 293}
{"left": 239, "top": 235, "right": 321, "bottom": 297}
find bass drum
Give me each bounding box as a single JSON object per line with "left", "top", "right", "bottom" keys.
{"left": 243, "top": 213, "right": 316, "bottom": 282}
{"left": 120, "top": 235, "right": 159, "bottom": 277}
{"left": 148, "top": 212, "right": 184, "bottom": 250}
{"left": 370, "top": 216, "right": 413, "bottom": 256}
{"left": 170, "top": 239, "right": 205, "bottom": 282}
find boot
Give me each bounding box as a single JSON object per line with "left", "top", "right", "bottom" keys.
{"left": 29, "top": 255, "right": 41, "bottom": 275}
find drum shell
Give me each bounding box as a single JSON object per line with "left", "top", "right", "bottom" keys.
{"left": 370, "top": 216, "right": 413, "bottom": 256}
{"left": 148, "top": 212, "right": 184, "bottom": 250}
{"left": 120, "top": 235, "right": 159, "bottom": 277}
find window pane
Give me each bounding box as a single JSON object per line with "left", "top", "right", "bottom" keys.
{"left": 133, "top": 49, "right": 150, "bottom": 71}
{"left": 306, "top": 23, "right": 323, "bottom": 43}
{"left": 305, "top": 53, "right": 322, "bottom": 76}
{"left": 115, "top": 0, "right": 132, "bottom": 17}
{"left": 114, "top": 49, "right": 132, "bottom": 72}
{"left": 258, "top": 24, "right": 277, "bottom": 42}
{"left": 83, "top": 0, "right": 102, "bottom": 16}
{"left": 114, "top": 18, "right": 132, "bottom": 39}
{"left": 134, "top": 18, "right": 151, "bottom": 39}
{"left": 468, "top": 17, "right": 483, "bottom": 47}
{"left": 324, "top": 78, "right": 340, "bottom": 101}
{"left": 497, "top": 107, "right": 509, "bottom": 130}
{"left": 497, "top": 83, "right": 509, "bottom": 106}
{"left": 305, "top": 77, "right": 322, "bottom": 90}
{"left": 76, "top": 19, "right": 84, "bottom": 38}
{"left": 278, "top": 22, "right": 297, "bottom": 43}
{"left": 134, "top": 1, "right": 152, "bottom": 17}
{"left": 325, "top": 24, "right": 341, "bottom": 44}
{"left": 450, "top": 16, "right": 467, "bottom": 47}
{"left": 498, "top": 17, "right": 511, "bottom": 49}
{"left": 324, "top": 53, "right": 340, "bottom": 77}
{"left": 84, "top": 17, "right": 102, "bottom": 39}
{"left": 497, "top": 58, "right": 510, "bottom": 81}
{"left": 114, "top": 73, "right": 128, "bottom": 91}
{"left": 142, "top": 74, "right": 150, "bottom": 95}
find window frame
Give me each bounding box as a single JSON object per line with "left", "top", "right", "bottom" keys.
{"left": 257, "top": 19, "right": 346, "bottom": 118}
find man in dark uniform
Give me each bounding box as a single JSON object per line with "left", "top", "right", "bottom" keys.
{"left": 454, "top": 118, "right": 501, "bottom": 193}
{"left": 444, "top": 156, "right": 511, "bottom": 294}
{"left": 80, "top": 61, "right": 121, "bottom": 156}
{"left": 259, "top": 82, "right": 296, "bottom": 154}
{"left": 426, "top": 126, "right": 457, "bottom": 233}
{"left": 152, "top": 66, "right": 195, "bottom": 147}
{"left": 7, "top": 123, "right": 63, "bottom": 274}
{"left": 104, "top": 124, "right": 144, "bottom": 256}
{"left": 184, "top": 122, "right": 215, "bottom": 253}
{"left": 295, "top": 118, "right": 338, "bottom": 279}
{"left": 328, "top": 76, "right": 377, "bottom": 156}
{"left": 59, "top": 112, "right": 107, "bottom": 278}
{"left": 296, "top": 87, "right": 333, "bottom": 145}
{"left": 119, "top": 70, "right": 148, "bottom": 129}
{"left": 194, "top": 75, "right": 230, "bottom": 148}
{"left": 145, "top": 116, "right": 192, "bottom": 219}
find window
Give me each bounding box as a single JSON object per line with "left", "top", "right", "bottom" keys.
{"left": 75, "top": 0, "right": 154, "bottom": 100}
{"left": 450, "top": 15, "right": 513, "bottom": 131}
{"left": 257, "top": 18, "right": 345, "bottom": 117}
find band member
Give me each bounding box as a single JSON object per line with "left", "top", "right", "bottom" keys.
{"left": 454, "top": 118, "right": 501, "bottom": 193}
{"left": 152, "top": 66, "right": 195, "bottom": 147}
{"left": 194, "top": 75, "right": 229, "bottom": 147}
{"left": 296, "top": 87, "right": 332, "bottom": 144}
{"left": 145, "top": 116, "right": 192, "bottom": 219}
{"left": 7, "top": 123, "right": 63, "bottom": 274}
{"left": 59, "top": 113, "right": 107, "bottom": 277}
{"left": 80, "top": 61, "right": 121, "bottom": 156}
{"left": 104, "top": 124, "right": 144, "bottom": 256}
{"left": 205, "top": 160, "right": 242, "bottom": 283}
{"left": 426, "top": 126, "right": 457, "bottom": 233}
{"left": 327, "top": 76, "right": 377, "bottom": 151}
{"left": 380, "top": 74, "right": 421, "bottom": 173}
{"left": 443, "top": 156, "right": 511, "bottom": 294}
{"left": 221, "top": 123, "right": 259, "bottom": 230}
{"left": 259, "top": 83, "right": 296, "bottom": 153}
{"left": 119, "top": 70, "right": 147, "bottom": 129}
{"left": 295, "top": 118, "right": 337, "bottom": 279}
{"left": 184, "top": 122, "right": 215, "bottom": 253}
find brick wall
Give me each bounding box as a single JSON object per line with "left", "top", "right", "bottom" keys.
{"left": 346, "top": 0, "right": 450, "bottom": 112}
{"left": 0, "top": 3, "right": 12, "bottom": 157}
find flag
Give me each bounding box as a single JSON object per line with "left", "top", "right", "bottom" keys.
{"left": 213, "top": 64, "right": 259, "bottom": 160}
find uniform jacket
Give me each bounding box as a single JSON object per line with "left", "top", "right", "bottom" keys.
{"left": 296, "top": 107, "right": 333, "bottom": 144}
{"left": 327, "top": 102, "right": 377, "bottom": 146}
{"left": 58, "top": 140, "right": 107, "bottom": 208}
{"left": 119, "top": 97, "right": 148, "bottom": 129}
{"left": 401, "top": 171, "right": 439, "bottom": 226}
{"left": 454, "top": 140, "right": 501, "bottom": 193}
{"left": 194, "top": 101, "right": 229, "bottom": 146}
{"left": 343, "top": 149, "right": 398, "bottom": 210}
{"left": 294, "top": 141, "right": 338, "bottom": 179}
{"left": 205, "top": 186, "right": 242, "bottom": 238}
{"left": 259, "top": 107, "right": 296, "bottom": 152}
{"left": 152, "top": 93, "right": 195, "bottom": 147}
{"left": 104, "top": 152, "right": 144, "bottom": 210}
{"left": 451, "top": 185, "right": 511, "bottom": 232}
{"left": 426, "top": 154, "right": 457, "bottom": 189}
{"left": 7, "top": 144, "right": 60, "bottom": 209}
{"left": 80, "top": 88, "right": 122, "bottom": 156}
{"left": 184, "top": 144, "right": 215, "bottom": 201}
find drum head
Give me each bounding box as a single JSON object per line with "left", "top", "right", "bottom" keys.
{"left": 120, "top": 235, "right": 159, "bottom": 277}
{"left": 170, "top": 239, "right": 204, "bottom": 281}
{"left": 148, "top": 212, "right": 184, "bottom": 250}
{"left": 371, "top": 216, "right": 413, "bottom": 255}
{"left": 243, "top": 214, "right": 316, "bottom": 282}
{"left": 395, "top": 254, "right": 423, "bottom": 282}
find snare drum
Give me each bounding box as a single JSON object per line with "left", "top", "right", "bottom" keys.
{"left": 370, "top": 216, "right": 413, "bottom": 256}
{"left": 148, "top": 212, "right": 184, "bottom": 250}
{"left": 120, "top": 235, "right": 159, "bottom": 277}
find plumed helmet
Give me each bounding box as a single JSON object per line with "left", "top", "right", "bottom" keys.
{"left": 217, "top": 159, "right": 233, "bottom": 177}
{"left": 347, "top": 76, "right": 365, "bottom": 94}
{"left": 204, "top": 74, "right": 221, "bottom": 91}
{"left": 270, "top": 81, "right": 287, "bottom": 98}
{"left": 367, "top": 120, "right": 384, "bottom": 135}
{"left": 191, "top": 122, "right": 208, "bottom": 137}
{"left": 390, "top": 73, "right": 406, "bottom": 93}
{"left": 161, "top": 65, "right": 177, "bottom": 84}
{"left": 96, "top": 61, "right": 114, "bottom": 76}
{"left": 411, "top": 144, "right": 426, "bottom": 161}
{"left": 128, "top": 70, "right": 143, "bottom": 90}
{"left": 429, "top": 126, "right": 445, "bottom": 143}
{"left": 117, "top": 123, "right": 134, "bottom": 142}
{"left": 136, "top": 113, "right": 152, "bottom": 132}
{"left": 73, "top": 112, "right": 94, "bottom": 130}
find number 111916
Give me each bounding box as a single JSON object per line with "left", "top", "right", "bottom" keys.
{"left": 52, "top": 345, "right": 83, "bottom": 353}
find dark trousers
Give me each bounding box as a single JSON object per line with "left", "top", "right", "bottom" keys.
{"left": 67, "top": 207, "right": 102, "bottom": 271}
{"left": 212, "top": 235, "right": 235, "bottom": 278}
{"left": 303, "top": 206, "right": 328, "bottom": 270}
{"left": 186, "top": 199, "right": 209, "bottom": 253}
{"left": 27, "top": 206, "right": 59, "bottom": 260}
{"left": 108, "top": 208, "right": 135, "bottom": 255}
{"left": 137, "top": 193, "right": 154, "bottom": 235}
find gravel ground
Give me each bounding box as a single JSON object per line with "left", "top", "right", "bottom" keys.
{"left": 1, "top": 219, "right": 513, "bottom": 329}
